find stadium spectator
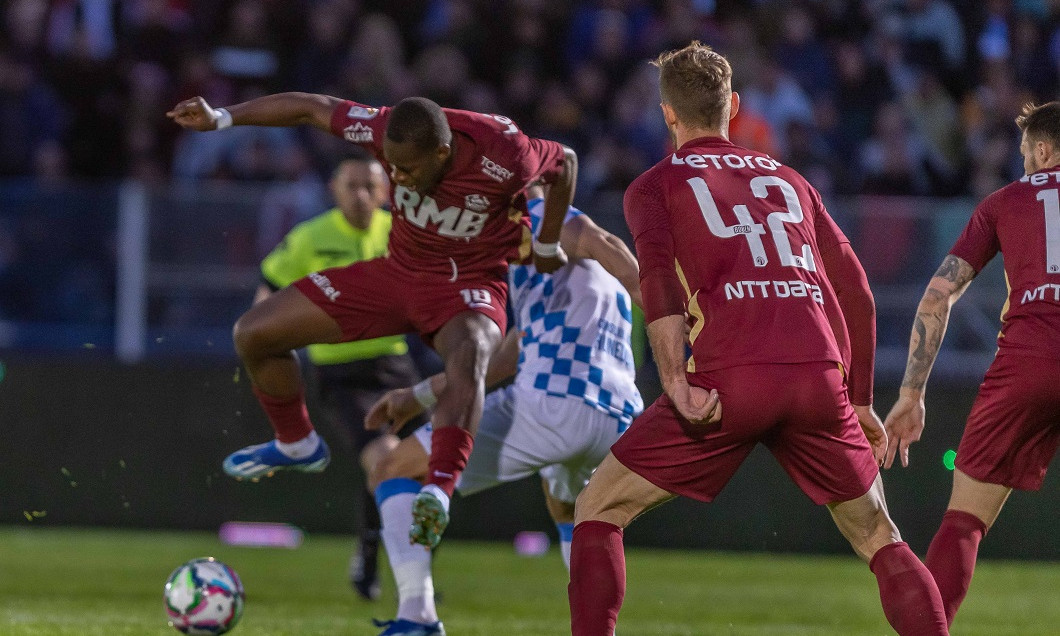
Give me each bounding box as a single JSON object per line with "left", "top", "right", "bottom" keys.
{"left": 566, "top": 41, "right": 949, "bottom": 636}
{"left": 366, "top": 186, "right": 642, "bottom": 636}
{"left": 166, "top": 90, "right": 577, "bottom": 551}
{"left": 884, "top": 101, "right": 1060, "bottom": 627}
{"left": 253, "top": 152, "right": 423, "bottom": 602}
{"left": 737, "top": 56, "right": 813, "bottom": 156}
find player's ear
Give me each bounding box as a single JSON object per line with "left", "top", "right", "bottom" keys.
{"left": 1037, "top": 140, "right": 1053, "bottom": 165}
{"left": 660, "top": 102, "right": 678, "bottom": 128}
{"left": 729, "top": 91, "right": 740, "bottom": 121}
{"left": 436, "top": 143, "right": 452, "bottom": 164}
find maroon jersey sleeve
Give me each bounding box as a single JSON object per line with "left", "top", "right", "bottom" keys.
{"left": 949, "top": 195, "right": 1001, "bottom": 273}
{"left": 624, "top": 170, "right": 686, "bottom": 323}
{"left": 329, "top": 100, "right": 390, "bottom": 158}
{"left": 813, "top": 192, "right": 875, "bottom": 404}
{"left": 506, "top": 130, "right": 567, "bottom": 187}
{"left": 820, "top": 241, "right": 876, "bottom": 405}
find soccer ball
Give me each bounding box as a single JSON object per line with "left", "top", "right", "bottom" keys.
{"left": 163, "top": 557, "right": 245, "bottom": 635}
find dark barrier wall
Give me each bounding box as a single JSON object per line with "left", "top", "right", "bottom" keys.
{"left": 1, "top": 355, "right": 1056, "bottom": 560}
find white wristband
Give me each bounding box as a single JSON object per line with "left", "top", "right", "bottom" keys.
{"left": 412, "top": 378, "right": 437, "bottom": 409}
{"left": 533, "top": 241, "right": 560, "bottom": 258}
{"left": 213, "top": 107, "right": 233, "bottom": 130}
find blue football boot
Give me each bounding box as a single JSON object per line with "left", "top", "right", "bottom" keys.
{"left": 222, "top": 438, "right": 330, "bottom": 480}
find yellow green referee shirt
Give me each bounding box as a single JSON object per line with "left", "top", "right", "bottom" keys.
{"left": 260, "top": 207, "right": 408, "bottom": 365}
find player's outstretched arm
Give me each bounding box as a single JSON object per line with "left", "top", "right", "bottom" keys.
{"left": 561, "top": 214, "right": 642, "bottom": 308}
{"left": 363, "top": 328, "right": 521, "bottom": 434}
{"left": 167, "top": 92, "right": 343, "bottom": 133}
{"left": 883, "top": 254, "right": 976, "bottom": 468}
{"left": 364, "top": 386, "right": 427, "bottom": 435}
{"left": 534, "top": 147, "right": 578, "bottom": 274}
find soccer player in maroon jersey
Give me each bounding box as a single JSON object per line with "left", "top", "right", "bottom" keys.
{"left": 567, "top": 42, "right": 949, "bottom": 636}
{"left": 167, "top": 93, "right": 576, "bottom": 552}
{"left": 885, "top": 101, "right": 1060, "bottom": 627}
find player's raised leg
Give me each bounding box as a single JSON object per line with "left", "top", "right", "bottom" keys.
{"left": 223, "top": 286, "right": 343, "bottom": 479}
{"left": 410, "top": 311, "right": 501, "bottom": 548}
{"left": 568, "top": 453, "right": 673, "bottom": 636}
{"left": 828, "top": 474, "right": 949, "bottom": 635}
{"left": 368, "top": 433, "right": 445, "bottom": 636}
{"left": 924, "top": 469, "right": 1009, "bottom": 626}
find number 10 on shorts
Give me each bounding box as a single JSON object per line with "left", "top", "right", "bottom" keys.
{"left": 461, "top": 288, "right": 493, "bottom": 309}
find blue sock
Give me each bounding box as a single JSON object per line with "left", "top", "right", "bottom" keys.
{"left": 557, "top": 522, "right": 574, "bottom": 571}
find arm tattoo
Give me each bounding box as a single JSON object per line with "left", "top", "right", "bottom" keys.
{"left": 901, "top": 287, "right": 948, "bottom": 391}
{"left": 934, "top": 255, "right": 975, "bottom": 287}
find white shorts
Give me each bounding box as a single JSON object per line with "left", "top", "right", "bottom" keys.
{"left": 414, "top": 384, "right": 625, "bottom": 503}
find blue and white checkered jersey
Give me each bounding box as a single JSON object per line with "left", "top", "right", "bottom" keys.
{"left": 510, "top": 198, "right": 643, "bottom": 430}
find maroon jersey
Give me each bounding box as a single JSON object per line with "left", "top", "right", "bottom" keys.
{"left": 625, "top": 136, "right": 849, "bottom": 374}
{"left": 330, "top": 101, "right": 566, "bottom": 277}
{"left": 949, "top": 166, "right": 1060, "bottom": 360}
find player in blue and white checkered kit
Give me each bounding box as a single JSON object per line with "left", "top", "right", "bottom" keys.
{"left": 364, "top": 189, "right": 643, "bottom": 636}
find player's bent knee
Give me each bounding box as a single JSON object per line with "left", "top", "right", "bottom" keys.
{"left": 573, "top": 454, "right": 664, "bottom": 528}
{"left": 370, "top": 437, "right": 429, "bottom": 490}
{"left": 362, "top": 435, "right": 400, "bottom": 487}
{"left": 232, "top": 311, "right": 284, "bottom": 359}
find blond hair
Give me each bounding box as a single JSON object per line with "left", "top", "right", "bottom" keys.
{"left": 652, "top": 41, "right": 732, "bottom": 130}
{"left": 1016, "top": 101, "right": 1060, "bottom": 148}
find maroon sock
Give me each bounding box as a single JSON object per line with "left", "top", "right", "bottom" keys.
{"left": 426, "top": 426, "right": 474, "bottom": 497}
{"left": 252, "top": 386, "right": 313, "bottom": 443}
{"left": 869, "top": 541, "right": 949, "bottom": 635}
{"left": 569, "top": 521, "right": 625, "bottom": 636}
{"left": 925, "top": 509, "right": 988, "bottom": 626}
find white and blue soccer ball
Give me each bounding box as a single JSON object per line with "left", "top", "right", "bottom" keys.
{"left": 164, "top": 557, "right": 245, "bottom": 635}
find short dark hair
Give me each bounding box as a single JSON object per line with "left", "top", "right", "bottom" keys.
{"left": 386, "top": 97, "right": 452, "bottom": 150}
{"left": 1016, "top": 101, "right": 1060, "bottom": 148}
{"left": 332, "top": 147, "right": 380, "bottom": 177}
{"left": 652, "top": 41, "right": 732, "bottom": 130}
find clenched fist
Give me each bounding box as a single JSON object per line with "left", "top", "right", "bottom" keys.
{"left": 167, "top": 96, "right": 226, "bottom": 131}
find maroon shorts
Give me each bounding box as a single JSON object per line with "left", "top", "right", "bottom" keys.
{"left": 292, "top": 257, "right": 508, "bottom": 345}
{"left": 955, "top": 354, "right": 1060, "bottom": 491}
{"left": 611, "top": 361, "right": 879, "bottom": 505}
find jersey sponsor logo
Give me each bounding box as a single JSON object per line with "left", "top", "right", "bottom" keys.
{"left": 465, "top": 193, "right": 490, "bottom": 212}
{"left": 308, "top": 272, "right": 340, "bottom": 301}
{"left": 460, "top": 288, "right": 493, "bottom": 309}
{"left": 673, "top": 152, "right": 782, "bottom": 171}
{"left": 343, "top": 122, "right": 374, "bottom": 143}
{"left": 347, "top": 105, "right": 379, "bottom": 119}
{"left": 394, "top": 186, "right": 489, "bottom": 238}
{"left": 480, "top": 155, "right": 513, "bottom": 182}
{"left": 1021, "top": 283, "right": 1060, "bottom": 304}
{"left": 724, "top": 279, "right": 824, "bottom": 305}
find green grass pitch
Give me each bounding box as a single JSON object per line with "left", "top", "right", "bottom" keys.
{"left": 0, "top": 527, "right": 1057, "bottom": 635}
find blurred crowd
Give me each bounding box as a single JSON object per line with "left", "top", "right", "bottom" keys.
{"left": 0, "top": 0, "right": 1054, "bottom": 328}
{"left": 1, "top": 0, "right": 1057, "bottom": 199}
